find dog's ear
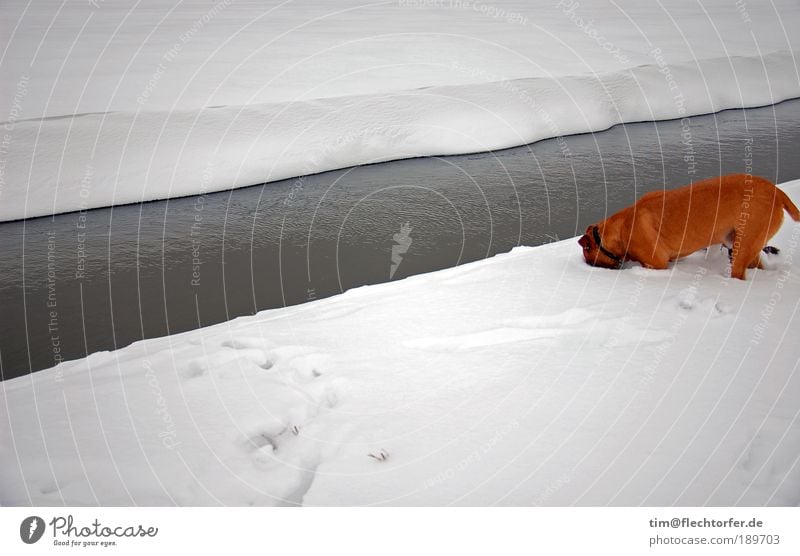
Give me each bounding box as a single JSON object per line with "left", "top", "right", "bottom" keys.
{"left": 578, "top": 234, "right": 591, "bottom": 249}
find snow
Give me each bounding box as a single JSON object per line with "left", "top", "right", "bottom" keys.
{"left": 2, "top": 0, "right": 800, "bottom": 221}
{"left": 3, "top": 181, "right": 799, "bottom": 507}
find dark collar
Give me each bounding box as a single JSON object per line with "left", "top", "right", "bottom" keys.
{"left": 592, "top": 226, "right": 624, "bottom": 268}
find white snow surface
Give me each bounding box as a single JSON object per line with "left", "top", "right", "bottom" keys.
{"left": 2, "top": 0, "right": 800, "bottom": 221}
{"left": 3, "top": 181, "right": 800, "bottom": 507}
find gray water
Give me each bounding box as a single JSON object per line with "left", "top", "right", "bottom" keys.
{"left": 2, "top": 99, "right": 800, "bottom": 380}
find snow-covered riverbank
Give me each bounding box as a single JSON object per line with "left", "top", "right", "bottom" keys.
{"left": 3, "top": 180, "right": 799, "bottom": 506}
{"left": 2, "top": 0, "right": 799, "bottom": 221}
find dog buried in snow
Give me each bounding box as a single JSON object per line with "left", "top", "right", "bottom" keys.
{"left": 578, "top": 174, "right": 800, "bottom": 280}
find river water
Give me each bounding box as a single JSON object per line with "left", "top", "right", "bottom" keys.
{"left": 2, "top": 99, "right": 800, "bottom": 379}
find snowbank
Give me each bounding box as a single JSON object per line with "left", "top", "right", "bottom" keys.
{"left": 3, "top": 51, "right": 799, "bottom": 222}
{"left": 2, "top": 0, "right": 800, "bottom": 221}
{"left": 3, "top": 181, "right": 799, "bottom": 506}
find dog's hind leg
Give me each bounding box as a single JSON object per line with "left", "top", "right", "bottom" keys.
{"left": 747, "top": 207, "right": 785, "bottom": 270}
{"left": 748, "top": 253, "right": 764, "bottom": 269}
{"left": 730, "top": 251, "right": 753, "bottom": 279}
{"left": 731, "top": 209, "right": 783, "bottom": 277}
{"left": 729, "top": 230, "right": 762, "bottom": 280}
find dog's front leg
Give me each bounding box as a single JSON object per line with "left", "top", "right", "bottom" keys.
{"left": 627, "top": 217, "right": 670, "bottom": 270}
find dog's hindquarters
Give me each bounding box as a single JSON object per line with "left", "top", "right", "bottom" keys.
{"left": 729, "top": 184, "right": 798, "bottom": 279}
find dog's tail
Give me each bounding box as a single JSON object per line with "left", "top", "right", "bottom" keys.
{"left": 775, "top": 187, "right": 800, "bottom": 222}
{"left": 777, "top": 187, "right": 800, "bottom": 221}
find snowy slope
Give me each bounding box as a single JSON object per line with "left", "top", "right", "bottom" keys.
{"left": 3, "top": 181, "right": 799, "bottom": 507}
{"left": 2, "top": 0, "right": 800, "bottom": 221}
{"left": 3, "top": 0, "right": 799, "bottom": 119}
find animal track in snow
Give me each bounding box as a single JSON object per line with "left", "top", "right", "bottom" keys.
{"left": 285, "top": 353, "right": 330, "bottom": 382}
{"left": 221, "top": 336, "right": 275, "bottom": 351}
{"left": 183, "top": 346, "right": 275, "bottom": 379}
{"left": 675, "top": 294, "right": 732, "bottom": 317}
{"left": 244, "top": 430, "right": 278, "bottom": 453}
{"left": 217, "top": 347, "right": 345, "bottom": 489}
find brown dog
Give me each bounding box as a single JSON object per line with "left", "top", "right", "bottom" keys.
{"left": 578, "top": 174, "right": 800, "bottom": 279}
